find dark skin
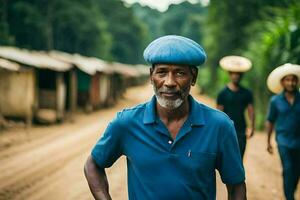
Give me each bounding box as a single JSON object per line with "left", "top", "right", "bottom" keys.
{"left": 84, "top": 156, "right": 111, "bottom": 200}
{"left": 217, "top": 71, "right": 255, "bottom": 138}
{"left": 150, "top": 64, "right": 197, "bottom": 139}
{"left": 266, "top": 74, "right": 299, "bottom": 154}
{"left": 84, "top": 64, "right": 246, "bottom": 200}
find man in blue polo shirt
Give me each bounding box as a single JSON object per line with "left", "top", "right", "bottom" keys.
{"left": 266, "top": 63, "right": 300, "bottom": 200}
{"left": 84, "top": 35, "right": 246, "bottom": 200}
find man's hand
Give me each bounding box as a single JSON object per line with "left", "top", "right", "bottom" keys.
{"left": 246, "top": 127, "right": 254, "bottom": 139}
{"left": 226, "top": 182, "right": 246, "bottom": 200}
{"left": 267, "top": 143, "right": 273, "bottom": 154}
{"left": 265, "top": 121, "right": 274, "bottom": 155}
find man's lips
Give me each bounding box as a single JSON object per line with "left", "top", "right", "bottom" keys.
{"left": 160, "top": 92, "right": 180, "bottom": 98}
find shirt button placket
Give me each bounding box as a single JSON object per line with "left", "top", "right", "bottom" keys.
{"left": 167, "top": 139, "right": 174, "bottom": 152}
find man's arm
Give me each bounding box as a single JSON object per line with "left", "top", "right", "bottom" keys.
{"left": 84, "top": 155, "right": 112, "bottom": 200}
{"left": 246, "top": 104, "right": 255, "bottom": 138}
{"left": 265, "top": 121, "right": 274, "bottom": 154}
{"left": 226, "top": 182, "right": 247, "bottom": 200}
{"left": 217, "top": 104, "right": 224, "bottom": 111}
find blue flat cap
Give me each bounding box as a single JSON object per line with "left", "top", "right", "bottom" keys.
{"left": 143, "top": 35, "right": 206, "bottom": 66}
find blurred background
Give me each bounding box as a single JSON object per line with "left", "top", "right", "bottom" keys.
{"left": 0, "top": 0, "right": 300, "bottom": 199}
{"left": 1, "top": 0, "right": 300, "bottom": 128}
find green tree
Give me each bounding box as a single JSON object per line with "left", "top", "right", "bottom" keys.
{"left": 244, "top": 3, "right": 300, "bottom": 128}
{"left": 51, "top": 0, "right": 112, "bottom": 59}
{"left": 5, "top": 0, "right": 113, "bottom": 59}
{"left": 131, "top": 3, "right": 161, "bottom": 41}
{"left": 97, "top": 0, "right": 148, "bottom": 64}
{"left": 6, "top": 0, "right": 48, "bottom": 49}
{"left": 203, "top": 0, "right": 296, "bottom": 93}
{"left": 0, "top": 0, "right": 14, "bottom": 45}
{"left": 159, "top": 1, "right": 206, "bottom": 42}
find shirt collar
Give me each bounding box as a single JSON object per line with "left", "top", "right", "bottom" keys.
{"left": 143, "top": 96, "right": 157, "bottom": 124}
{"left": 143, "top": 95, "right": 205, "bottom": 126}
{"left": 278, "top": 92, "right": 285, "bottom": 99}
{"left": 188, "top": 95, "right": 205, "bottom": 126}
{"left": 279, "top": 90, "right": 300, "bottom": 99}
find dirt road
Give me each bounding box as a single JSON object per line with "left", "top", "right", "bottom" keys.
{"left": 0, "top": 83, "right": 299, "bottom": 200}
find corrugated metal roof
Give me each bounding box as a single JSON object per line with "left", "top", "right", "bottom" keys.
{"left": 49, "top": 51, "right": 112, "bottom": 75}
{"left": 0, "top": 58, "right": 21, "bottom": 71}
{"left": 0, "top": 47, "right": 72, "bottom": 71}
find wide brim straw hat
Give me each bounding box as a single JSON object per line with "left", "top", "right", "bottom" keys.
{"left": 219, "top": 55, "right": 252, "bottom": 72}
{"left": 267, "top": 63, "right": 300, "bottom": 94}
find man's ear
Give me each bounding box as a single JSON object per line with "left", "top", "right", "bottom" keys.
{"left": 191, "top": 67, "right": 198, "bottom": 86}
{"left": 150, "top": 68, "right": 154, "bottom": 84}
{"left": 191, "top": 79, "right": 196, "bottom": 86}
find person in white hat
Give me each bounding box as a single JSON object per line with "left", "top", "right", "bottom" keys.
{"left": 216, "top": 55, "right": 255, "bottom": 160}
{"left": 266, "top": 63, "right": 300, "bottom": 200}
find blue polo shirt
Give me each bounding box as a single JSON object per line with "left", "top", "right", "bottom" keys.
{"left": 267, "top": 91, "right": 300, "bottom": 149}
{"left": 92, "top": 95, "right": 245, "bottom": 200}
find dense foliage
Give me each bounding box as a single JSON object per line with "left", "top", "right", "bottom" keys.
{"left": 131, "top": 1, "right": 206, "bottom": 45}
{"left": 203, "top": 0, "right": 300, "bottom": 128}
{"left": 0, "top": 0, "right": 147, "bottom": 63}
{"left": 1, "top": 0, "right": 299, "bottom": 127}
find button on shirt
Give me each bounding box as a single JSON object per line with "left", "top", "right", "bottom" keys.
{"left": 91, "top": 95, "right": 245, "bottom": 200}
{"left": 267, "top": 91, "right": 300, "bottom": 149}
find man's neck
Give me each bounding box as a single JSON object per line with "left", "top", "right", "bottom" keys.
{"left": 228, "top": 82, "right": 240, "bottom": 91}
{"left": 284, "top": 90, "right": 297, "bottom": 105}
{"left": 156, "top": 99, "right": 190, "bottom": 139}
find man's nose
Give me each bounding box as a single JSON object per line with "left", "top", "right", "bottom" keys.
{"left": 164, "top": 73, "right": 176, "bottom": 87}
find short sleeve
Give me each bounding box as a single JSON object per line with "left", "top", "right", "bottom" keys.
{"left": 91, "top": 113, "right": 123, "bottom": 168}
{"left": 267, "top": 97, "right": 278, "bottom": 123}
{"left": 217, "top": 90, "right": 225, "bottom": 105}
{"left": 246, "top": 90, "right": 254, "bottom": 105}
{"left": 216, "top": 120, "right": 245, "bottom": 184}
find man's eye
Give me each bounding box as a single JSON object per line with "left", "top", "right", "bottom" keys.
{"left": 156, "top": 71, "right": 166, "bottom": 74}
{"left": 176, "top": 71, "right": 186, "bottom": 76}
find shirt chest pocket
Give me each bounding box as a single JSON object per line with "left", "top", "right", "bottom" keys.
{"left": 176, "top": 152, "right": 217, "bottom": 175}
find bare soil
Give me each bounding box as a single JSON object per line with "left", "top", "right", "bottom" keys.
{"left": 0, "top": 83, "right": 299, "bottom": 200}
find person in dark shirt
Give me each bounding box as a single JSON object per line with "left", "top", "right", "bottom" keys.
{"left": 217, "top": 56, "right": 255, "bottom": 159}
{"left": 266, "top": 63, "right": 300, "bottom": 200}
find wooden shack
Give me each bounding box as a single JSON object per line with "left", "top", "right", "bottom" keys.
{"left": 50, "top": 51, "right": 113, "bottom": 110}
{"left": 0, "top": 47, "right": 73, "bottom": 124}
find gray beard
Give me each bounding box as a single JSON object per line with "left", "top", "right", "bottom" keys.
{"left": 156, "top": 95, "right": 184, "bottom": 109}
{"left": 153, "top": 86, "right": 186, "bottom": 109}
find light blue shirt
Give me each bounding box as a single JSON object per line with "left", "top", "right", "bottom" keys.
{"left": 267, "top": 91, "right": 300, "bottom": 148}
